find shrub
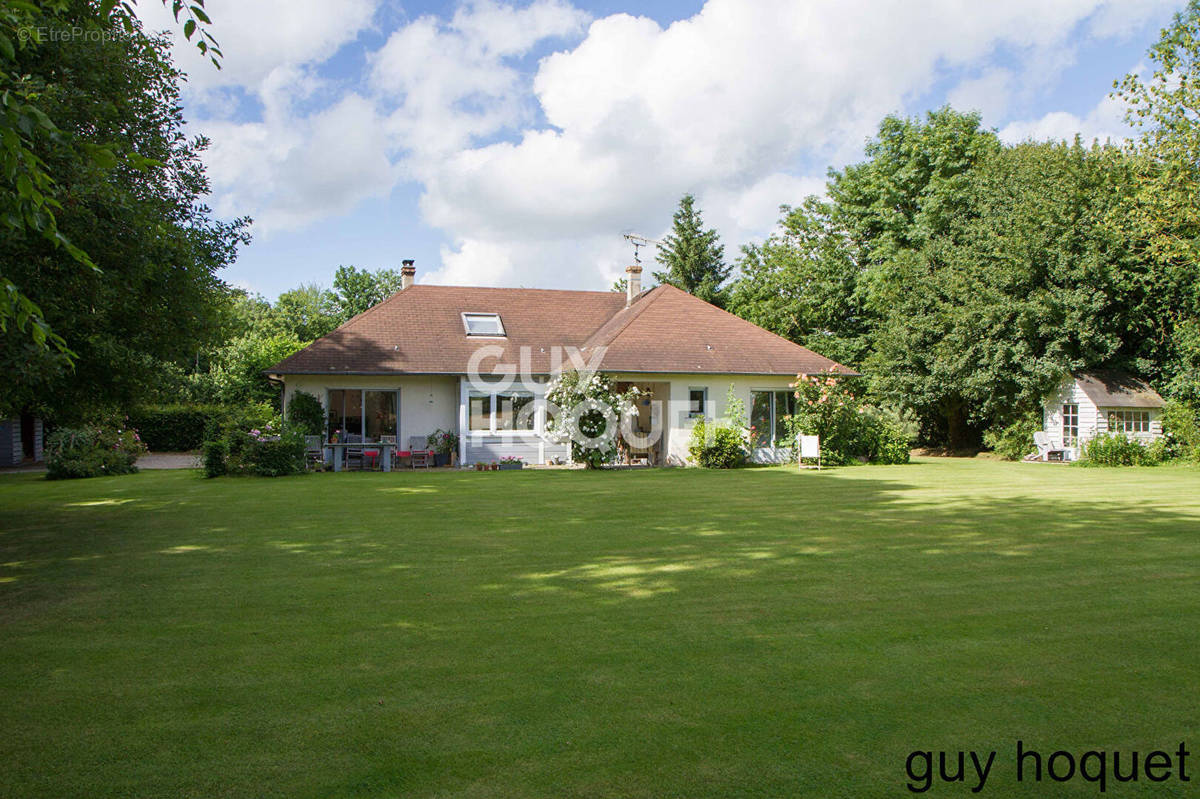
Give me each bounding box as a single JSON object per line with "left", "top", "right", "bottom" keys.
{"left": 128, "top": 404, "right": 226, "bottom": 451}
{"left": 1162, "top": 400, "right": 1200, "bottom": 462}
{"left": 46, "top": 425, "right": 147, "bottom": 480}
{"left": 789, "top": 371, "right": 908, "bottom": 465}
{"left": 129, "top": 403, "right": 281, "bottom": 452}
{"left": 687, "top": 386, "right": 749, "bottom": 468}
{"left": 240, "top": 429, "right": 307, "bottom": 477}
{"left": 286, "top": 391, "right": 325, "bottom": 437}
{"left": 870, "top": 423, "right": 911, "bottom": 465}
{"left": 983, "top": 410, "right": 1041, "bottom": 461}
{"left": 202, "top": 438, "right": 228, "bottom": 478}
{"left": 201, "top": 402, "right": 277, "bottom": 442}
{"left": 1079, "top": 433, "right": 1162, "bottom": 467}
{"left": 202, "top": 417, "right": 306, "bottom": 479}
{"left": 688, "top": 418, "right": 747, "bottom": 468}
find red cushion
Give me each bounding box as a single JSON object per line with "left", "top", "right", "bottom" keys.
{"left": 364, "top": 449, "right": 379, "bottom": 457}
{"left": 397, "top": 451, "right": 412, "bottom": 457}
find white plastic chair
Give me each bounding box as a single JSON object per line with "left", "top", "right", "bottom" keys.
{"left": 1033, "top": 431, "right": 1066, "bottom": 462}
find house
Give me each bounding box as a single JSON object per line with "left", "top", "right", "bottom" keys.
{"left": 0, "top": 414, "right": 44, "bottom": 466}
{"left": 268, "top": 263, "right": 853, "bottom": 466}
{"left": 1042, "top": 372, "right": 1165, "bottom": 460}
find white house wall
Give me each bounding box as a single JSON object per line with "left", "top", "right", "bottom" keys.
{"left": 609, "top": 373, "right": 802, "bottom": 465}
{"left": 283, "top": 372, "right": 809, "bottom": 467}
{"left": 283, "top": 375, "right": 459, "bottom": 446}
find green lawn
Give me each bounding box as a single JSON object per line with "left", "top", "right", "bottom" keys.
{"left": 1, "top": 460, "right": 1198, "bottom": 797}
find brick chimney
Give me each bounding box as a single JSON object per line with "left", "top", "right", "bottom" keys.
{"left": 400, "top": 259, "right": 416, "bottom": 290}
{"left": 625, "top": 264, "right": 642, "bottom": 306}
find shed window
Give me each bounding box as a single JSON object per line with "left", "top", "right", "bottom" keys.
{"left": 462, "top": 313, "right": 505, "bottom": 337}
{"left": 1062, "top": 404, "right": 1079, "bottom": 445}
{"left": 688, "top": 388, "right": 708, "bottom": 418}
{"left": 1106, "top": 408, "right": 1150, "bottom": 434}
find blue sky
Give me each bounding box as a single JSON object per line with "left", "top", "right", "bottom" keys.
{"left": 140, "top": 0, "right": 1183, "bottom": 299}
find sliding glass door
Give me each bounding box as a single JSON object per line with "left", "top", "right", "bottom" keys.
{"left": 326, "top": 389, "right": 399, "bottom": 441}
{"left": 750, "top": 390, "right": 796, "bottom": 449}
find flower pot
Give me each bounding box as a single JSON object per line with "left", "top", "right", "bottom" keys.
{"left": 434, "top": 452, "right": 449, "bottom": 467}
{"left": 499, "top": 463, "right": 523, "bottom": 470}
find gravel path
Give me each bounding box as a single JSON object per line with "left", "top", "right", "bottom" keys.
{"left": 137, "top": 452, "right": 200, "bottom": 469}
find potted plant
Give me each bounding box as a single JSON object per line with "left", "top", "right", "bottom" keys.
{"left": 427, "top": 429, "right": 459, "bottom": 467}
{"left": 499, "top": 456, "right": 524, "bottom": 471}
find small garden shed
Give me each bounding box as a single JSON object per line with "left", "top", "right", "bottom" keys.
{"left": 0, "top": 414, "right": 44, "bottom": 466}
{"left": 1042, "top": 372, "right": 1164, "bottom": 459}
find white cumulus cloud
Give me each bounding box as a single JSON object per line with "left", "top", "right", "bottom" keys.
{"left": 142, "top": 0, "right": 1181, "bottom": 286}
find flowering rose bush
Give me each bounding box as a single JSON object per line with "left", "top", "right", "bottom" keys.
{"left": 545, "top": 371, "right": 640, "bottom": 469}
{"left": 46, "top": 423, "right": 147, "bottom": 479}
{"left": 789, "top": 370, "right": 911, "bottom": 465}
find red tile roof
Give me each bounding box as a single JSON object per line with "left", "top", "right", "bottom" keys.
{"left": 270, "top": 283, "right": 852, "bottom": 377}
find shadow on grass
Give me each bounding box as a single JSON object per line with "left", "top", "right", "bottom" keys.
{"left": 473, "top": 468, "right": 1200, "bottom": 601}
{"left": 1, "top": 467, "right": 1198, "bottom": 606}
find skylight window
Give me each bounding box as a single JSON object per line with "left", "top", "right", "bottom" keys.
{"left": 462, "top": 312, "right": 506, "bottom": 337}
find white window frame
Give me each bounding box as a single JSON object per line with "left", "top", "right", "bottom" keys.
{"left": 467, "top": 386, "right": 541, "bottom": 436}
{"left": 1104, "top": 408, "right": 1151, "bottom": 434}
{"left": 461, "top": 312, "right": 506, "bottom": 338}
{"left": 1062, "top": 403, "right": 1079, "bottom": 445}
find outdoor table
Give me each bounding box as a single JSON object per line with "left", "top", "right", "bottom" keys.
{"left": 324, "top": 442, "right": 396, "bottom": 472}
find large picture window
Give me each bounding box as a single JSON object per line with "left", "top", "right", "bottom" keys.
{"left": 470, "top": 389, "right": 537, "bottom": 433}
{"left": 327, "top": 389, "right": 398, "bottom": 441}
{"left": 496, "top": 392, "right": 536, "bottom": 430}
{"left": 751, "top": 390, "right": 796, "bottom": 448}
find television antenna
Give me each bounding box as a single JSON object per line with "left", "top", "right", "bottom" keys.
{"left": 623, "top": 233, "right": 662, "bottom": 265}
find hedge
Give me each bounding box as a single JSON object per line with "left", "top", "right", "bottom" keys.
{"left": 128, "top": 404, "right": 277, "bottom": 452}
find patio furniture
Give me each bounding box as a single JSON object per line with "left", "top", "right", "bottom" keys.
{"left": 363, "top": 438, "right": 382, "bottom": 470}
{"left": 408, "top": 436, "right": 434, "bottom": 469}
{"left": 324, "top": 441, "right": 397, "bottom": 472}
{"left": 1033, "top": 431, "right": 1068, "bottom": 462}
{"left": 344, "top": 434, "right": 365, "bottom": 470}
{"left": 381, "top": 435, "right": 402, "bottom": 469}
{"left": 304, "top": 436, "right": 323, "bottom": 469}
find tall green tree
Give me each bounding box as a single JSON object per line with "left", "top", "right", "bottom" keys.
{"left": 728, "top": 108, "right": 1164, "bottom": 450}
{"left": 274, "top": 283, "right": 339, "bottom": 340}
{"left": 0, "top": 5, "right": 248, "bottom": 420}
{"left": 1114, "top": 0, "right": 1200, "bottom": 402}
{"left": 331, "top": 265, "right": 405, "bottom": 321}
{"left": 828, "top": 107, "right": 1000, "bottom": 316}
{"left": 0, "top": 0, "right": 221, "bottom": 355}
{"left": 653, "top": 194, "right": 729, "bottom": 306}
{"left": 867, "top": 140, "right": 1144, "bottom": 447}
{"left": 727, "top": 197, "right": 869, "bottom": 368}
